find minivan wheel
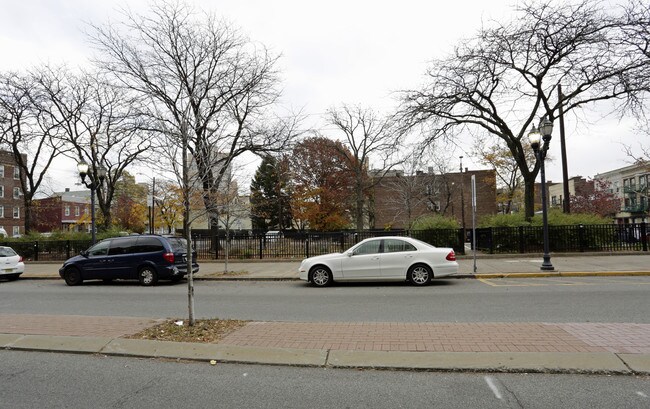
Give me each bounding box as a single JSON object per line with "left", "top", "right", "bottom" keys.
{"left": 138, "top": 266, "right": 158, "bottom": 286}
{"left": 64, "top": 267, "right": 83, "bottom": 286}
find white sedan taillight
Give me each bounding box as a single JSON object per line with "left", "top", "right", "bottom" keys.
{"left": 446, "top": 251, "right": 456, "bottom": 261}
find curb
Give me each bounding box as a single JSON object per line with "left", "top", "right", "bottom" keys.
{"left": 2, "top": 334, "right": 649, "bottom": 375}
{"left": 17, "top": 271, "right": 650, "bottom": 281}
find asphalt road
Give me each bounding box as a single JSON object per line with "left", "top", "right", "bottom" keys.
{"left": 1, "top": 276, "right": 650, "bottom": 323}
{"left": 1, "top": 350, "right": 648, "bottom": 409}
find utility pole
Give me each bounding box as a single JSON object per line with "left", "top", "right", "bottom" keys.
{"left": 460, "top": 156, "right": 466, "bottom": 230}
{"left": 559, "top": 84, "right": 570, "bottom": 213}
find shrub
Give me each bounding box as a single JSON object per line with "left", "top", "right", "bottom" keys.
{"left": 411, "top": 215, "right": 460, "bottom": 230}
{"left": 479, "top": 210, "right": 612, "bottom": 228}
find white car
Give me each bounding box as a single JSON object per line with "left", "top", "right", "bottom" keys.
{"left": 0, "top": 246, "right": 25, "bottom": 281}
{"left": 299, "top": 236, "right": 458, "bottom": 287}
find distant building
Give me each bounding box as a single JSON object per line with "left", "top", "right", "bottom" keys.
{"left": 32, "top": 189, "right": 91, "bottom": 233}
{"left": 595, "top": 163, "right": 649, "bottom": 224}
{"left": 548, "top": 176, "right": 593, "bottom": 210}
{"left": 372, "top": 168, "right": 497, "bottom": 229}
{"left": 0, "top": 150, "right": 27, "bottom": 237}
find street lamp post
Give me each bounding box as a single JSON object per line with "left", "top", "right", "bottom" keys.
{"left": 77, "top": 160, "right": 107, "bottom": 245}
{"left": 528, "top": 117, "right": 555, "bottom": 271}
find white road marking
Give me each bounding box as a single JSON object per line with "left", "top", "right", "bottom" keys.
{"left": 637, "top": 391, "right": 647, "bottom": 398}
{"left": 484, "top": 376, "right": 503, "bottom": 400}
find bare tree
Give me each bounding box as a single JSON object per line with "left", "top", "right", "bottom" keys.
{"left": 89, "top": 2, "right": 298, "bottom": 224}
{"left": 621, "top": 0, "right": 650, "bottom": 165}
{"left": 0, "top": 70, "right": 72, "bottom": 233}
{"left": 34, "top": 66, "right": 150, "bottom": 230}
{"left": 89, "top": 1, "right": 298, "bottom": 324}
{"left": 327, "top": 104, "right": 400, "bottom": 230}
{"left": 399, "top": 0, "right": 649, "bottom": 219}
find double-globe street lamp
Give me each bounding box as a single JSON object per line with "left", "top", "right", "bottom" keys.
{"left": 77, "top": 160, "right": 107, "bottom": 245}
{"left": 528, "top": 117, "right": 555, "bottom": 271}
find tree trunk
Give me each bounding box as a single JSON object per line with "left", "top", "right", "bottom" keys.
{"left": 23, "top": 195, "right": 33, "bottom": 235}
{"left": 524, "top": 176, "right": 536, "bottom": 220}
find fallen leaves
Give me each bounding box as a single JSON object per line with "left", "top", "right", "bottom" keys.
{"left": 127, "top": 318, "right": 249, "bottom": 343}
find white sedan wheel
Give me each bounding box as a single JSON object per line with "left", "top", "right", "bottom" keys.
{"left": 409, "top": 265, "right": 431, "bottom": 286}
{"left": 310, "top": 266, "right": 332, "bottom": 287}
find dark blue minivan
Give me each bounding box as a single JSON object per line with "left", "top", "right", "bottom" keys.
{"left": 59, "top": 235, "right": 199, "bottom": 286}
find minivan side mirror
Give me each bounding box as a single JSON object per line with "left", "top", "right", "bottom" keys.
{"left": 346, "top": 251, "right": 353, "bottom": 257}
{"left": 81, "top": 250, "right": 89, "bottom": 258}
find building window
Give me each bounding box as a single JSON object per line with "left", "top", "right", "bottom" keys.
{"left": 64, "top": 206, "right": 70, "bottom": 216}
{"left": 13, "top": 166, "right": 19, "bottom": 180}
{"left": 13, "top": 207, "right": 19, "bottom": 219}
{"left": 0, "top": 186, "right": 3, "bottom": 198}
{"left": 13, "top": 187, "right": 20, "bottom": 199}
{"left": 75, "top": 206, "right": 80, "bottom": 216}
{"left": 0, "top": 206, "right": 4, "bottom": 218}
{"left": 551, "top": 196, "right": 557, "bottom": 206}
{"left": 12, "top": 226, "right": 20, "bottom": 237}
{"left": 0, "top": 166, "right": 4, "bottom": 178}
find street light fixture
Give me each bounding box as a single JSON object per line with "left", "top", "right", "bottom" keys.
{"left": 528, "top": 117, "right": 554, "bottom": 271}
{"left": 77, "top": 160, "right": 107, "bottom": 245}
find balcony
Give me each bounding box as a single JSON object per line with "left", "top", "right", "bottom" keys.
{"left": 623, "top": 185, "right": 648, "bottom": 194}
{"left": 623, "top": 204, "right": 649, "bottom": 213}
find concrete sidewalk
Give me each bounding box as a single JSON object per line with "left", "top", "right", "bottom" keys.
{"left": 1, "top": 314, "right": 649, "bottom": 374}
{"left": 21, "top": 252, "right": 650, "bottom": 280}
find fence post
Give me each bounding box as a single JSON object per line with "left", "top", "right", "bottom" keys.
{"left": 518, "top": 226, "right": 524, "bottom": 253}
{"left": 641, "top": 222, "right": 648, "bottom": 252}
{"left": 578, "top": 225, "right": 586, "bottom": 252}
{"left": 305, "top": 237, "right": 310, "bottom": 258}
{"left": 66, "top": 240, "right": 71, "bottom": 259}
{"left": 34, "top": 241, "right": 39, "bottom": 261}
{"left": 458, "top": 228, "right": 466, "bottom": 255}
{"left": 259, "top": 236, "right": 263, "bottom": 259}
{"left": 489, "top": 228, "right": 494, "bottom": 254}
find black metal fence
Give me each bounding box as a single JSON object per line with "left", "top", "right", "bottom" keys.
{"left": 472, "top": 223, "right": 649, "bottom": 254}
{"left": 0, "top": 240, "right": 93, "bottom": 262}
{"left": 190, "top": 229, "right": 465, "bottom": 260}
{"left": 4, "top": 223, "right": 648, "bottom": 261}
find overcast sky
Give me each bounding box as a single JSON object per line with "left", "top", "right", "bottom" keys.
{"left": 0, "top": 0, "right": 642, "bottom": 192}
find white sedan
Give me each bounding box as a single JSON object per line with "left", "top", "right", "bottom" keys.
{"left": 299, "top": 236, "right": 458, "bottom": 287}
{"left": 0, "top": 246, "right": 25, "bottom": 281}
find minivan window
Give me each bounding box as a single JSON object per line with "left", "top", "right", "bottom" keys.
{"left": 137, "top": 237, "right": 165, "bottom": 253}
{"left": 108, "top": 238, "right": 138, "bottom": 255}
{"left": 165, "top": 237, "right": 188, "bottom": 252}
{"left": 88, "top": 241, "right": 110, "bottom": 256}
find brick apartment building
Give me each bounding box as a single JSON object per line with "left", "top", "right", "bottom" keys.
{"left": 0, "top": 150, "right": 27, "bottom": 237}
{"left": 372, "top": 168, "right": 497, "bottom": 229}
{"left": 33, "top": 189, "right": 91, "bottom": 233}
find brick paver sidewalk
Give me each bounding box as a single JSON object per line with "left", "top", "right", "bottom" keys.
{"left": 220, "top": 322, "right": 650, "bottom": 354}
{"left": 2, "top": 314, "right": 649, "bottom": 354}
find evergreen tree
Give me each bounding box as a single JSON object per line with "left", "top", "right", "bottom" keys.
{"left": 250, "top": 156, "right": 291, "bottom": 230}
